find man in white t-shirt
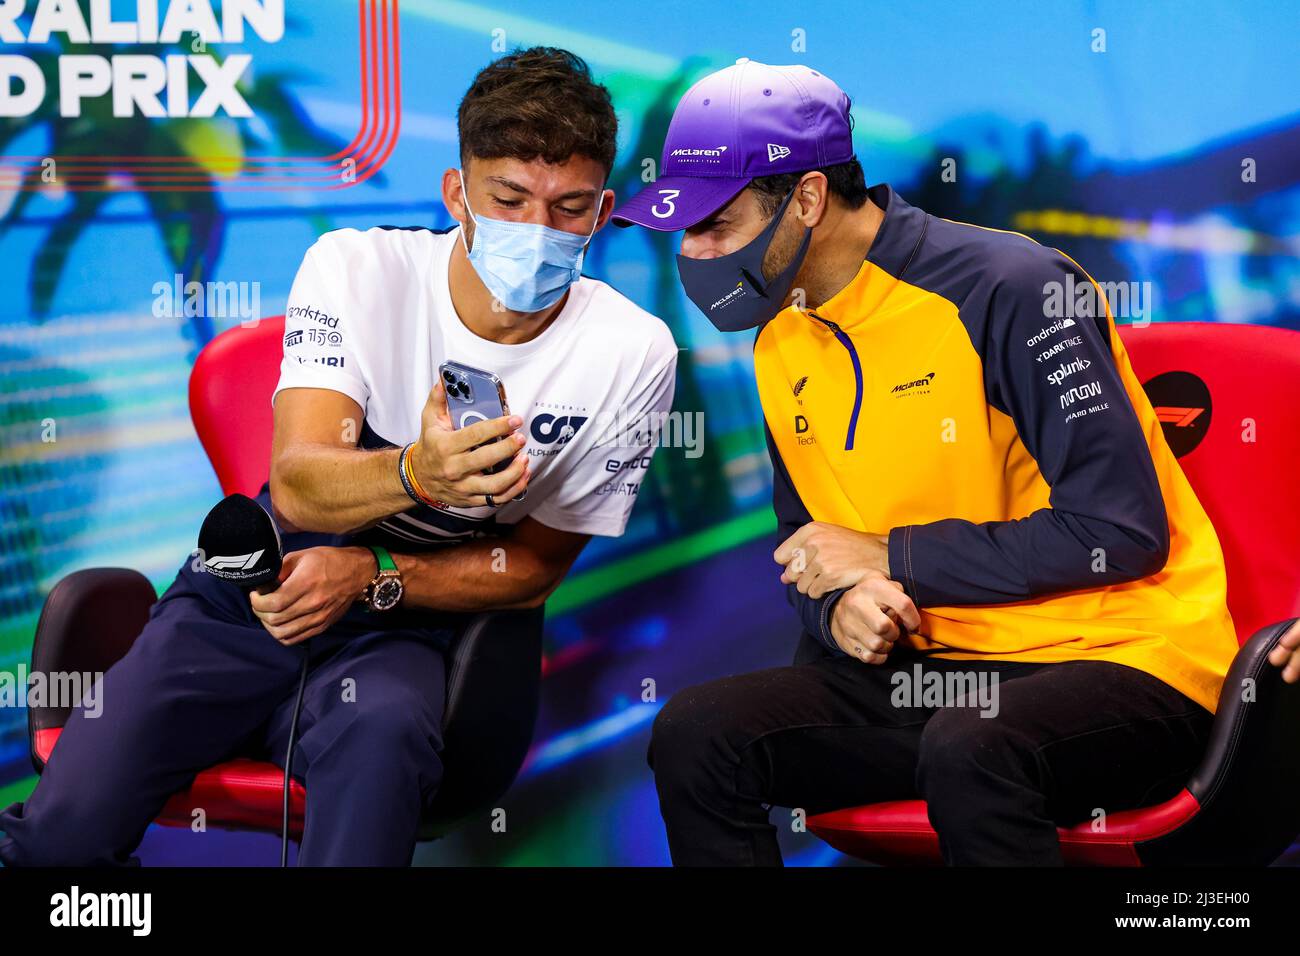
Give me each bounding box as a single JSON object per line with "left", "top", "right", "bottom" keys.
{"left": 0, "top": 47, "right": 675, "bottom": 868}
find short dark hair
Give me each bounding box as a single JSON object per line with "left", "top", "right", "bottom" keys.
{"left": 457, "top": 47, "right": 618, "bottom": 176}
{"left": 748, "top": 157, "right": 869, "bottom": 218}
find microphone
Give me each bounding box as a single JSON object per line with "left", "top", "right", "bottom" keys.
{"left": 196, "top": 492, "right": 303, "bottom": 867}
{"left": 197, "top": 493, "right": 284, "bottom": 592}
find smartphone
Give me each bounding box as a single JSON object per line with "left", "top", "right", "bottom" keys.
{"left": 438, "top": 360, "right": 514, "bottom": 477}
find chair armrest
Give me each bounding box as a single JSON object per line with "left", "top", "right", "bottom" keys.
{"left": 1142, "top": 617, "right": 1300, "bottom": 865}
{"left": 28, "top": 568, "right": 157, "bottom": 769}
{"left": 420, "top": 604, "right": 545, "bottom": 837}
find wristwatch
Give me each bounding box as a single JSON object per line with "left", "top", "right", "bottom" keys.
{"left": 362, "top": 545, "right": 404, "bottom": 612}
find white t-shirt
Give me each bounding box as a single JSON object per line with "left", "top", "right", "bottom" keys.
{"left": 273, "top": 225, "right": 678, "bottom": 546}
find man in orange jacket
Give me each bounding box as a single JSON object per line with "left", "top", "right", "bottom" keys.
{"left": 613, "top": 58, "right": 1254, "bottom": 865}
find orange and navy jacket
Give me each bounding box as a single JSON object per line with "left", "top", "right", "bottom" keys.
{"left": 756, "top": 184, "right": 1238, "bottom": 714}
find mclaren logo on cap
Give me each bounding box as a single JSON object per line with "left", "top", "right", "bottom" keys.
{"left": 205, "top": 550, "right": 265, "bottom": 571}
{"left": 670, "top": 145, "right": 728, "bottom": 158}
{"left": 767, "top": 143, "right": 791, "bottom": 162}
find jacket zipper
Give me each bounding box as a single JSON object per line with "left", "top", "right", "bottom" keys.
{"left": 811, "top": 313, "right": 863, "bottom": 451}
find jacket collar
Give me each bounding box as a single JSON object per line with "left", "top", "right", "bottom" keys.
{"left": 800, "top": 184, "right": 929, "bottom": 330}
{"left": 864, "top": 184, "right": 928, "bottom": 280}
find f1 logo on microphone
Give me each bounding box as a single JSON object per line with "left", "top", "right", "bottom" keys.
{"left": 205, "top": 550, "right": 265, "bottom": 571}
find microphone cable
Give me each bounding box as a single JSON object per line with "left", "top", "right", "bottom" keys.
{"left": 281, "top": 645, "right": 311, "bottom": 867}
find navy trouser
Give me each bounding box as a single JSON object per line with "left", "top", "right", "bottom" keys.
{"left": 649, "top": 634, "right": 1214, "bottom": 865}
{"left": 0, "top": 515, "right": 457, "bottom": 867}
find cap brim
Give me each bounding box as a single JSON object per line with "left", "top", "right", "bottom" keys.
{"left": 611, "top": 175, "right": 750, "bottom": 231}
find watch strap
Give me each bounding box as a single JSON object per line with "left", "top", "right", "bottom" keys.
{"left": 368, "top": 545, "right": 397, "bottom": 574}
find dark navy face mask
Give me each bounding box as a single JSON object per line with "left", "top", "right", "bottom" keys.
{"left": 676, "top": 187, "right": 813, "bottom": 332}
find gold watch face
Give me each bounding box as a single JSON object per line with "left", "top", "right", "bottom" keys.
{"left": 370, "top": 575, "right": 403, "bottom": 611}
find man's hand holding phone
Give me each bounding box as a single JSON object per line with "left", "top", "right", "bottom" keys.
{"left": 409, "top": 380, "right": 530, "bottom": 507}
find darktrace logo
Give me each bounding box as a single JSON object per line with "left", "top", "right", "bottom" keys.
{"left": 792, "top": 375, "right": 809, "bottom": 396}
{"left": 890, "top": 371, "right": 936, "bottom": 396}
{"left": 1035, "top": 334, "right": 1084, "bottom": 364}
{"left": 1143, "top": 371, "right": 1212, "bottom": 457}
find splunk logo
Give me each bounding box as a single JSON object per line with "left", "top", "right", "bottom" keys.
{"left": 1026, "top": 317, "right": 1077, "bottom": 347}
{"left": 1046, "top": 356, "right": 1091, "bottom": 386}
{"left": 50, "top": 886, "right": 151, "bottom": 936}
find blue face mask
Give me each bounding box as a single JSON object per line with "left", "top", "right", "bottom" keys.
{"left": 458, "top": 169, "right": 603, "bottom": 313}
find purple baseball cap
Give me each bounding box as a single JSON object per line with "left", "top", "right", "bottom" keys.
{"left": 612, "top": 58, "right": 854, "bottom": 232}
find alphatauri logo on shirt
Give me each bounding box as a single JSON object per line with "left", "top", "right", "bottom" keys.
{"left": 531, "top": 413, "right": 587, "bottom": 445}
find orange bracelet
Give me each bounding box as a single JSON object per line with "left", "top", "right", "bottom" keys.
{"left": 402, "top": 443, "right": 444, "bottom": 508}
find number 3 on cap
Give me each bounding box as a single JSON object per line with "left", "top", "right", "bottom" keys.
{"left": 651, "top": 189, "right": 680, "bottom": 219}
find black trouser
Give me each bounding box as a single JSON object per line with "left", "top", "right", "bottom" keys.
{"left": 0, "top": 515, "right": 455, "bottom": 868}
{"left": 647, "top": 635, "right": 1213, "bottom": 865}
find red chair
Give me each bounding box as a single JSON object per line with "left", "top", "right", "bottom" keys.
{"left": 808, "top": 321, "right": 1300, "bottom": 865}
{"left": 28, "top": 316, "right": 544, "bottom": 850}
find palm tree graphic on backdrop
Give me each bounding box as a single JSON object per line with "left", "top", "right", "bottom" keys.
{"left": 0, "top": 8, "right": 356, "bottom": 671}
{"left": 0, "top": 7, "right": 349, "bottom": 347}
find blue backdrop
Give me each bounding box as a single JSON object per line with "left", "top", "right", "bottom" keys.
{"left": 1, "top": 0, "right": 1297, "bottom": 865}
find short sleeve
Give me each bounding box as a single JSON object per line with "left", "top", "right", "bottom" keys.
{"left": 271, "top": 240, "right": 369, "bottom": 411}
{"left": 529, "top": 347, "right": 678, "bottom": 537}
